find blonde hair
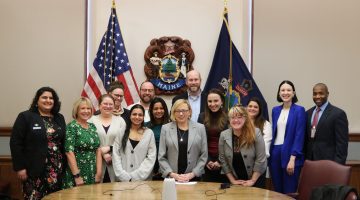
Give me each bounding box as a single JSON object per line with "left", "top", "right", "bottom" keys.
{"left": 170, "top": 99, "right": 192, "bottom": 122}
{"left": 228, "top": 105, "right": 255, "bottom": 148}
{"left": 72, "top": 97, "right": 93, "bottom": 119}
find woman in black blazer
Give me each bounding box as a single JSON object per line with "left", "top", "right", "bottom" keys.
{"left": 10, "top": 87, "right": 66, "bottom": 199}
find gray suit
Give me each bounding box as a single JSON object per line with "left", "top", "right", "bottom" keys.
{"left": 158, "top": 121, "right": 208, "bottom": 178}
{"left": 218, "top": 128, "right": 266, "bottom": 179}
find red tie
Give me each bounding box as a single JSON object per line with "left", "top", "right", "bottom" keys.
{"left": 312, "top": 107, "right": 321, "bottom": 127}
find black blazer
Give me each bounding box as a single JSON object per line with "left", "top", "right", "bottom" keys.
{"left": 304, "top": 103, "right": 349, "bottom": 164}
{"left": 172, "top": 92, "right": 207, "bottom": 113}
{"left": 10, "top": 110, "right": 66, "bottom": 177}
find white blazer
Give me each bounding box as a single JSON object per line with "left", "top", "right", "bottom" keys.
{"left": 89, "top": 115, "right": 126, "bottom": 182}
{"left": 112, "top": 128, "right": 156, "bottom": 181}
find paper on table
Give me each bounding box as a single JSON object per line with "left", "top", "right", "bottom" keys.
{"left": 175, "top": 181, "right": 198, "bottom": 185}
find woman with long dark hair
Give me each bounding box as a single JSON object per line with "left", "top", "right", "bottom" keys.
{"left": 246, "top": 97, "right": 272, "bottom": 188}
{"left": 146, "top": 97, "right": 170, "bottom": 179}
{"left": 10, "top": 87, "right": 66, "bottom": 199}
{"left": 112, "top": 104, "right": 156, "bottom": 181}
{"left": 198, "top": 88, "right": 228, "bottom": 182}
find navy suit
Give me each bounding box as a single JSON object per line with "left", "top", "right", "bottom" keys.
{"left": 304, "top": 103, "right": 348, "bottom": 164}
{"left": 269, "top": 103, "right": 306, "bottom": 193}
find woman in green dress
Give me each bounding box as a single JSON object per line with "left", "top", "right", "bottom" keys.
{"left": 63, "top": 97, "right": 102, "bottom": 188}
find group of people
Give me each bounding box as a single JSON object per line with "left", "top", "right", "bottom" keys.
{"left": 10, "top": 70, "right": 349, "bottom": 199}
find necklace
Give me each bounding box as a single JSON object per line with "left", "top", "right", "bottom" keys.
{"left": 42, "top": 116, "right": 55, "bottom": 134}
{"left": 177, "top": 128, "right": 187, "bottom": 142}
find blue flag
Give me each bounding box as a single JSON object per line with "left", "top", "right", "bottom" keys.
{"left": 204, "top": 8, "right": 268, "bottom": 119}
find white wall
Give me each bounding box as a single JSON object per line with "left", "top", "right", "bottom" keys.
{"left": 253, "top": 0, "right": 360, "bottom": 132}
{"left": 0, "top": 0, "right": 86, "bottom": 126}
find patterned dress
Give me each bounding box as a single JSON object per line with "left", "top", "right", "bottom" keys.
{"left": 62, "top": 120, "right": 100, "bottom": 188}
{"left": 23, "top": 116, "right": 64, "bottom": 200}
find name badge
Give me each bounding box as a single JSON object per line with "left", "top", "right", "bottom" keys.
{"left": 311, "top": 126, "right": 316, "bottom": 138}
{"left": 33, "top": 123, "right": 41, "bottom": 130}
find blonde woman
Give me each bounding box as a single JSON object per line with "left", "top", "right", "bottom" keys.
{"left": 158, "top": 99, "right": 208, "bottom": 182}
{"left": 218, "top": 106, "right": 266, "bottom": 187}
{"left": 63, "top": 97, "right": 102, "bottom": 188}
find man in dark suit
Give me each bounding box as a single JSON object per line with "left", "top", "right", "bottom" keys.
{"left": 172, "top": 70, "right": 206, "bottom": 121}
{"left": 305, "top": 83, "right": 349, "bottom": 164}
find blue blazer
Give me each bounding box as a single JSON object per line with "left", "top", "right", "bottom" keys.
{"left": 269, "top": 104, "right": 306, "bottom": 168}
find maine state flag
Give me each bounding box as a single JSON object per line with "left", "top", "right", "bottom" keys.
{"left": 204, "top": 8, "right": 268, "bottom": 119}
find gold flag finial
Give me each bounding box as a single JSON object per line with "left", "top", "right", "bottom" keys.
{"left": 112, "top": 0, "right": 116, "bottom": 8}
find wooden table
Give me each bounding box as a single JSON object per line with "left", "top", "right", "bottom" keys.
{"left": 43, "top": 181, "right": 293, "bottom": 200}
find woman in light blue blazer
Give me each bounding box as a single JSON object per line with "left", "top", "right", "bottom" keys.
{"left": 218, "top": 106, "right": 266, "bottom": 187}
{"left": 158, "top": 99, "right": 208, "bottom": 182}
{"left": 112, "top": 104, "right": 156, "bottom": 181}
{"left": 269, "top": 80, "right": 306, "bottom": 193}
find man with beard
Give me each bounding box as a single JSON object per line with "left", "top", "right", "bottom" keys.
{"left": 172, "top": 70, "right": 207, "bottom": 121}
{"left": 304, "top": 83, "right": 349, "bottom": 164}
{"left": 127, "top": 81, "right": 155, "bottom": 123}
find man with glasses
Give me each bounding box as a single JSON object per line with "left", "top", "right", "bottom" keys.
{"left": 127, "top": 81, "right": 155, "bottom": 123}
{"left": 95, "top": 81, "right": 130, "bottom": 122}
{"left": 172, "top": 70, "right": 207, "bottom": 122}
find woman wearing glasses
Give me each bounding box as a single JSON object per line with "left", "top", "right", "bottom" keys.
{"left": 158, "top": 99, "right": 208, "bottom": 182}
{"left": 218, "top": 106, "right": 266, "bottom": 187}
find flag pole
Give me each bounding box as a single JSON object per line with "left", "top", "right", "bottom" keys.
{"left": 109, "top": 0, "right": 116, "bottom": 83}
{"left": 223, "top": 0, "right": 234, "bottom": 110}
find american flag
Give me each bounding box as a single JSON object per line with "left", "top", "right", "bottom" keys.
{"left": 82, "top": 4, "right": 139, "bottom": 110}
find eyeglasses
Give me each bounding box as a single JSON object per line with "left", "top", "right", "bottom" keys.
{"left": 174, "top": 109, "right": 189, "bottom": 114}
{"left": 112, "top": 94, "right": 124, "bottom": 98}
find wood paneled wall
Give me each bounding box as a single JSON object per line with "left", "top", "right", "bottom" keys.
{"left": 0, "top": 156, "right": 22, "bottom": 200}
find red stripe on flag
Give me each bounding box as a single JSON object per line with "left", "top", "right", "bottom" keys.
{"left": 81, "top": 90, "right": 88, "bottom": 97}
{"left": 87, "top": 75, "right": 102, "bottom": 99}
{"left": 129, "top": 69, "right": 140, "bottom": 95}
{"left": 117, "top": 74, "right": 134, "bottom": 105}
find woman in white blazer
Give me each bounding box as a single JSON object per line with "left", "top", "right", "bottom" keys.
{"left": 158, "top": 99, "right": 208, "bottom": 182}
{"left": 89, "top": 94, "right": 126, "bottom": 182}
{"left": 112, "top": 104, "right": 156, "bottom": 181}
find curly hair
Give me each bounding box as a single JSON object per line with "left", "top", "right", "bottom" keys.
{"left": 29, "top": 87, "right": 61, "bottom": 115}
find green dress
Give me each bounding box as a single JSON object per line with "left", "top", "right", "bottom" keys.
{"left": 62, "top": 120, "right": 100, "bottom": 189}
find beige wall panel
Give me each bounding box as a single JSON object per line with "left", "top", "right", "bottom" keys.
{"left": 0, "top": 0, "right": 86, "bottom": 126}
{"left": 253, "top": 0, "right": 360, "bottom": 132}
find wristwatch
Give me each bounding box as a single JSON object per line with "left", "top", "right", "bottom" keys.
{"left": 73, "top": 173, "right": 81, "bottom": 178}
